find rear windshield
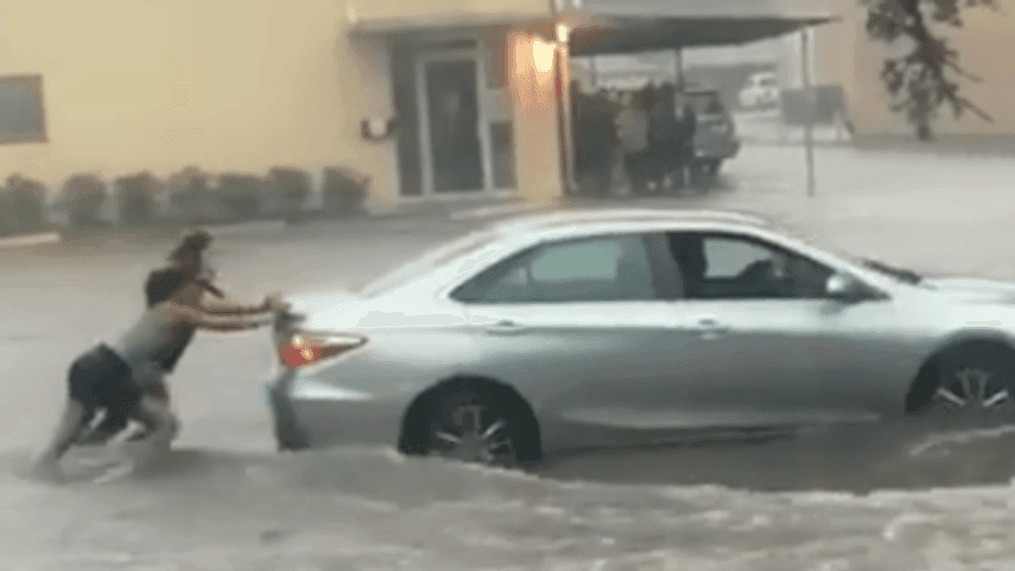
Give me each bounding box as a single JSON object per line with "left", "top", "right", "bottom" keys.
{"left": 686, "top": 92, "right": 725, "bottom": 115}
{"left": 358, "top": 231, "right": 501, "bottom": 297}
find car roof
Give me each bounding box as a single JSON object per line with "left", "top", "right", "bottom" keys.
{"left": 492, "top": 208, "right": 772, "bottom": 238}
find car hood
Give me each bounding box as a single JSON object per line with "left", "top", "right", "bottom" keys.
{"left": 923, "top": 277, "right": 1015, "bottom": 303}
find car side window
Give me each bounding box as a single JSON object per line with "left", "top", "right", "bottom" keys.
{"left": 703, "top": 237, "right": 772, "bottom": 279}
{"left": 669, "top": 232, "right": 835, "bottom": 300}
{"left": 451, "top": 234, "right": 658, "bottom": 304}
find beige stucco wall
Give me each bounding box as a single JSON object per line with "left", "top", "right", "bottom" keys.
{"left": 508, "top": 30, "right": 564, "bottom": 202}
{"left": 813, "top": 0, "right": 1015, "bottom": 135}
{"left": 0, "top": 0, "right": 399, "bottom": 206}
{"left": 348, "top": 0, "right": 550, "bottom": 22}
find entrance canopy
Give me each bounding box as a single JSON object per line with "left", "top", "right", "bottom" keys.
{"left": 566, "top": 14, "right": 840, "bottom": 57}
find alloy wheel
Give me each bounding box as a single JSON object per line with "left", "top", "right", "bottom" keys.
{"left": 431, "top": 404, "right": 517, "bottom": 467}
{"left": 934, "top": 367, "right": 1011, "bottom": 412}
{"left": 929, "top": 366, "right": 1015, "bottom": 431}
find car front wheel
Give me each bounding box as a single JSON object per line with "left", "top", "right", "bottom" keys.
{"left": 910, "top": 348, "right": 1015, "bottom": 433}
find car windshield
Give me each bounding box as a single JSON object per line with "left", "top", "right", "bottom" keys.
{"left": 859, "top": 258, "right": 923, "bottom": 285}
{"left": 358, "top": 231, "right": 502, "bottom": 297}
{"left": 753, "top": 221, "right": 924, "bottom": 286}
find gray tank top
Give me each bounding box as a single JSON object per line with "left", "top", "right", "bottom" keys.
{"left": 107, "top": 303, "right": 182, "bottom": 386}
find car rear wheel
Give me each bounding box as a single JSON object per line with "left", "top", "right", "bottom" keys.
{"left": 423, "top": 391, "right": 530, "bottom": 468}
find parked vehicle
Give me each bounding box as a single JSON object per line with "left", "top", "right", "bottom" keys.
{"left": 684, "top": 88, "right": 740, "bottom": 179}
{"left": 738, "top": 72, "right": 780, "bottom": 110}
{"left": 267, "top": 208, "right": 1015, "bottom": 467}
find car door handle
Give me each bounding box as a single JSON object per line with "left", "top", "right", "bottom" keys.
{"left": 484, "top": 319, "right": 527, "bottom": 335}
{"left": 694, "top": 318, "right": 731, "bottom": 339}
{"left": 671, "top": 317, "right": 731, "bottom": 336}
{"left": 695, "top": 317, "right": 726, "bottom": 329}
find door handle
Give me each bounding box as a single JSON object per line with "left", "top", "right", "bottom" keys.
{"left": 693, "top": 318, "right": 731, "bottom": 338}
{"left": 670, "top": 316, "right": 730, "bottom": 337}
{"left": 484, "top": 319, "right": 527, "bottom": 336}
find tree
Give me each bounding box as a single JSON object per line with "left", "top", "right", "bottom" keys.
{"left": 0, "top": 175, "right": 47, "bottom": 236}
{"left": 861, "top": 0, "right": 1000, "bottom": 140}
{"left": 116, "top": 172, "right": 160, "bottom": 226}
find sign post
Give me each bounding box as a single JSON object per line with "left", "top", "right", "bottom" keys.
{"left": 801, "top": 29, "right": 816, "bottom": 197}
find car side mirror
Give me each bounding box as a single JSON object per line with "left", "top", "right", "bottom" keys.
{"left": 825, "top": 273, "right": 870, "bottom": 303}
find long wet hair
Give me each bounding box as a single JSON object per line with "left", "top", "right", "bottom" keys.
{"left": 165, "top": 230, "right": 224, "bottom": 297}
{"left": 169, "top": 230, "right": 213, "bottom": 263}
{"left": 145, "top": 269, "right": 188, "bottom": 307}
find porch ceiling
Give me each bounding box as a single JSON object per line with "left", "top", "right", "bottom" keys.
{"left": 567, "top": 15, "right": 841, "bottom": 57}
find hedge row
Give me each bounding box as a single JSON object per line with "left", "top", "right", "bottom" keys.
{"left": 0, "top": 166, "right": 370, "bottom": 237}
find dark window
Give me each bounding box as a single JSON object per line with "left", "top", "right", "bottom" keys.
{"left": 452, "top": 234, "right": 658, "bottom": 304}
{"left": 390, "top": 44, "right": 422, "bottom": 196}
{"left": 0, "top": 75, "right": 46, "bottom": 145}
{"left": 490, "top": 121, "right": 516, "bottom": 189}
{"left": 666, "top": 232, "right": 834, "bottom": 300}
{"left": 486, "top": 31, "right": 507, "bottom": 89}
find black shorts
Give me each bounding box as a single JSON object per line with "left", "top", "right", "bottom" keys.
{"left": 68, "top": 345, "right": 143, "bottom": 417}
{"left": 96, "top": 379, "right": 169, "bottom": 434}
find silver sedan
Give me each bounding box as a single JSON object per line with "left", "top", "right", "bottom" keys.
{"left": 266, "top": 209, "right": 1015, "bottom": 466}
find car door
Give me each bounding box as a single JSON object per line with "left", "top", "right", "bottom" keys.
{"left": 650, "top": 230, "right": 891, "bottom": 429}
{"left": 448, "top": 232, "right": 691, "bottom": 448}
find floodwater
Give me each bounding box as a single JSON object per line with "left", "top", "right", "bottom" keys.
{"left": 3, "top": 434, "right": 1015, "bottom": 570}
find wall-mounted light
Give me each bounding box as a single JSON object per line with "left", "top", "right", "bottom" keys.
{"left": 360, "top": 117, "right": 400, "bottom": 141}
{"left": 556, "top": 24, "right": 569, "bottom": 44}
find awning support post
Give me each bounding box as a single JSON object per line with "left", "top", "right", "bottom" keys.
{"left": 801, "top": 29, "right": 816, "bottom": 198}
{"left": 673, "top": 48, "right": 682, "bottom": 87}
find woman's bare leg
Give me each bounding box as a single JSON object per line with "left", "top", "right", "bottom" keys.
{"left": 31, "top": 399, "right": 89, "bottom": 483}
{"left": 135, "top": 395, "right": 177, "bottom": 455}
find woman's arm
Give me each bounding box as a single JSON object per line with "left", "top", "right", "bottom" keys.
{"left": 167, "top": 302, "right": 273, "bottom": 331}
{"left": 200, "top": 294, "right": 270, "bottom": 315}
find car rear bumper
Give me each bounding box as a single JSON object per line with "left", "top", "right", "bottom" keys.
{"left": 266, "top": 370, "right": 406, "bottom": 451}
{"left": 694, "top": 138, "right": 740, "bottom": 162}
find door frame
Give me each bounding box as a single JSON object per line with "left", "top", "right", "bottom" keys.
{"left": 414, "top": 48, "right": 496, "bottom": 197}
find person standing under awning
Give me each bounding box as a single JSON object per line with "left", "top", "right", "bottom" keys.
{"left": 615, "top": 91, "right": 651, "bottom": 195}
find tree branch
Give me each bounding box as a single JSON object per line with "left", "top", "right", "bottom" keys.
{"left": 862, "top": 0, "right": 996, "bottom": 140}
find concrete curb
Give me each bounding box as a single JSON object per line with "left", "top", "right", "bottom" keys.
{"left": 0, "top": 231, "right": 63, "bottom": 249}
{"left": 200, "top": 219, "right": 288, "bottom": 237}
{"left": 448, "top": 201, "right": 546, "bottom": 221}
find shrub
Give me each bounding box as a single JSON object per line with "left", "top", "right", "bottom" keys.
{"left": 0, "top": 174, "right": 47, "bottom": 236}
{"left": 59, "top": 174, "right": 109, "bottom": 228}
{"left": 217, "top": 174, "right": 263, "bottom": 221}
{"left": 166, "top": 166, "right": 217, "bottom": 224}
{"left": 322, "top": 167, "right": 369, "bottom": 216}
{"left": 265, "top": 168, "right": 310, "bottom": 221}
{"left": 116, "top": 172, "right": 160, "bottom": 226}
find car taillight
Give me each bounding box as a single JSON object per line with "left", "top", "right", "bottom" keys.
{"left": 278, "top": 332, "right": 367, "bottom": 368}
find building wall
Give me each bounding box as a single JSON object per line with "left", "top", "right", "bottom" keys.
{"left": 508, "top": 30, "right": 564, "bottom": 202}
{"left": 350, "top": 0, "right": 550, "bottom": 22}
{"left": 813, "top": 0, "right": 1015, "bottom": 135}
{"left": 0, "top": 0, "right": 397, "bottom": 206}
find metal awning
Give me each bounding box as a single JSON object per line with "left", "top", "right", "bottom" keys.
{"left": 566, "top": 15, "right": 841, "bottom": 57}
